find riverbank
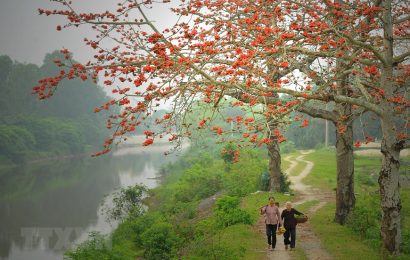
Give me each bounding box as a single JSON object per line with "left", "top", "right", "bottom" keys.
{"left": 63, "top": 147, "right": 410, "bottom": 259}
{"left": 0, "top": 144, "right": 181, "bottom": 260}
{"left": 64, "top": 146, "right": 271, "bottom": 259}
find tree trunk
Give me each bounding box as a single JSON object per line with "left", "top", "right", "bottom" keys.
{"left": 267, "top": 136, "right": 282, "bottom": 192}
{"left": 334, "top": 121, "right": 355, "bottom": 224}
{"left": 379, "top": 120, "right": 402, "bottom": 255}
{"left": 378, "top": 0, "right": 402, "bottom": 253}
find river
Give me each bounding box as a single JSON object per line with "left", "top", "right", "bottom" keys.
{"left": 0, "top": 145, "right": 183, "bottom": 260}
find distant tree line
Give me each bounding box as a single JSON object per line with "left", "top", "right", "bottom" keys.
{"left": 0, "top": 52, "right": 112, "bottom": 164}
{"left": 284, "top": 111, "right": 382, "bottom": 149}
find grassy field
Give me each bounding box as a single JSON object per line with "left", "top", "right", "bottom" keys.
{"left": 191, "top": 149, "right": 410, "bottom": 259}
{"left": 281, "top": 152, "right": 299, "bottom": 173}
{"left": 304, "top": 148, "right": 410, "bottom": 259}
{"left": 303, "top": 148, "right": 338, "bottom": 190}
{"left": 296, "top": 199, "right": 319, "bottom": 213}
{"left": 288, "top": 155, "right": 308, "bottom": 177}
{"left": 310, "top": 203, "right": 381, "bottom": 260}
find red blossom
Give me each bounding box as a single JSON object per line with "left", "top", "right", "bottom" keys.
{"left": 280, "top": 61, "right": 289, "bottom": 68}
{"left": 364, "top": 65, "right": 378, "bottom": 75}
{"left": 143, "top": 139, "right": 154, "bottom": 146}
{"left": 300, "top": 119, "right": 309, "bottom": 128}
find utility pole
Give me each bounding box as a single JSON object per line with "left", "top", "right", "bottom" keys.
{"left": 325, "top": 103, "right": 329, "bottom": 147}
{"left": 325, "top": 118, "right": 329, "bottom": 147}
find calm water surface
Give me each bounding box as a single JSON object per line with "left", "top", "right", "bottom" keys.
{"left": 0, "top": 145, "right": 180, "bottom": 260}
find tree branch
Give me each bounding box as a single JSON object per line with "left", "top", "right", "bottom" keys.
{"left": 297, "top": 104, "right": 337, "bottom": 122}
{"left": 393, "top": 50, "right": 410, "bottom": 64}
{"left": 86, "top": 21, "right": 148, "bottom": 26}
{"left": 394, "top": 15, "right": 410, "bottom": 24}
{"left": 332, "top": 29, "right": 387, "bottom": 65}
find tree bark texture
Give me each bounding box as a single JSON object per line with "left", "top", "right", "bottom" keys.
{"left": 334, "top": 121, "right": 355, "bottom": 224}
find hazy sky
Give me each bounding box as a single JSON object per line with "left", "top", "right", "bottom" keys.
{"left": 0, "top": 0, "right": 178, "bottom": 65}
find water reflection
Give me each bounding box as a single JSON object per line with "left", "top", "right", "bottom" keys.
{"left": 0, "top": 146, "right": 179, "bottom": 260}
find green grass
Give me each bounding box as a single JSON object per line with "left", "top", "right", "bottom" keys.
{"left": 281, "top": 151, "right": 301, "bottom": 173}
{"left": 182, "top": 223, "right": 268, "bottom": 260}
{"left": 218, "top": 224, "right": 267, "bottom": 260}
{"left": 303, "top": 148, "right": 337, "bottom": 190}
{"left": 402, "top": 189, "right": 410, "bottom": 230}
{"left": 110, "top": 220, "right": 143, "bottom": 259}
{"left": 305, "top": 149, "right": 410, "bottom": 259}
{"left": 289, "top": 157, "right": 307, "bottom": 176}
{"left": 310, "top": 203, "right": 381, "bottom": 260}
{"left": 296, "top": 200, "right": 320, "bottom": 214}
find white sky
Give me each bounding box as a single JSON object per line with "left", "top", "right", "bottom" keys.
{"left": 0, "top": 0, "right": 178, "bottom": 65}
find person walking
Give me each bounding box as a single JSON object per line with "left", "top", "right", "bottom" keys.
{"left": 281, "top": 201, "right": 304, "bottom": 250}
{"left": 260, "top": 197, "right": 281, "bottom": 250}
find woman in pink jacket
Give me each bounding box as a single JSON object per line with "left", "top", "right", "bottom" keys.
{"left": 260, "top": 196, "right": 282, "bottom": 250}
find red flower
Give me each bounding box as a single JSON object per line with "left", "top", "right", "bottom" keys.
{"left": 199, "top": 119, "right": 207, "bottom": 128}
{"left": 300, "top": 119, "right": 309, "bottom": 128}
{"left": 143, "top": 139, "right": 154, "bottom": 146}
{"left": 280, "top": 61, "right": 289, "bottom": 68}
{"left": 364, "top": 65, "right": 378, "bottom": 75}
{"left": 212, "top": 126, "right": 223, "bottom": 135}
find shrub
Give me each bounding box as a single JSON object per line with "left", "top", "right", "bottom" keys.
{"left": 214, "top": 196, "right": 252, "bottom": 228}
{"left": 128, "top": 212, "right": 162, "bottom": 247}
{"left": 347, "top": 193, "right": 380, "bottom": 239}
{"left": 102, "top": 184, "right": 147, "bottom": 222}
{"left": 140, "top": 222, "right": 180, "bottom": 260}
{"left": 260, "top": 172, "right": 270, "bottom": 191}
{"left": 64, "top": 232, "right": 115, "bottom": 260}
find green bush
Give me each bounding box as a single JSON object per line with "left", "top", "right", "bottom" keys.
{"left": 214, "top": 196, "right": 252, "bottom": 228}
{"left": 163, "top": 201, "right": 198, "bottom": 220}
{"left": 260, "top": 172, "right": 270, "bottom": 191}
{"left": 0, "top": 124, "right": 36, "bottom": 163}
{"left": 64, "top": 232, "right": 116, "bottom": 260}
{"left": 141, "top": 222, "right": 180, "bottom": 260}
{"left": 116, "top": 212, "right": 161, "bottom": 248}
{"left": 281, "top": 172, "right": 292, "bottom": 192}
{"left": 346, "top": 192, "right": 386, "bottom": 251}
{"left": 102, "top": 184, "right": 147, "bottom": 222}
{"left": 347, "top": 193, "right": 380, "bottom": 239}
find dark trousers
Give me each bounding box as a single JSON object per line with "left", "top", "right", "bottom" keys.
{"left": 284, "top": 226, "right": 296, "bottom": 248}
{"left": 266, "top": 224, "right": 277, "bottom": 248}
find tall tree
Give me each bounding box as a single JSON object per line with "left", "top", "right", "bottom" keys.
{"left": 35, "top": 0, "right": 409, "bottom": 254}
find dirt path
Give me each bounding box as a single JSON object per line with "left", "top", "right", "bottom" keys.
{"left": 260, "top": 151, "right": 334, "bottom": 260}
